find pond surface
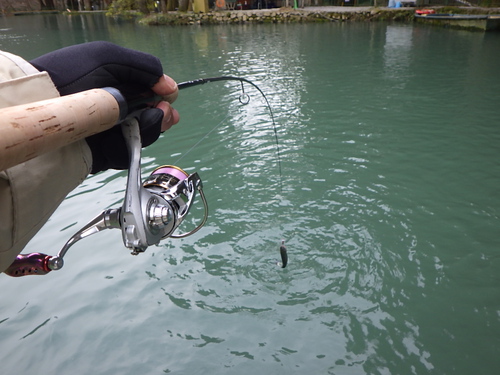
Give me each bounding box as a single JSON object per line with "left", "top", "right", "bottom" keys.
{"left": 1, "top": 13, "right": 500, "bottom": 374}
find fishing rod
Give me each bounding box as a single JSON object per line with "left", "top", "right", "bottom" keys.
{"left": 4, "top": 76, "right": 287, "bottom": 277}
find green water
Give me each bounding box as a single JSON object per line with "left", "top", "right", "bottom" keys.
{"left": 1, "top": 14, "right": 500, "bottom": 374}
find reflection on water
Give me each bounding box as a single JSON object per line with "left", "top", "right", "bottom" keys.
{"left": 384, "top": 25, "right": 413, "bottom": 84}
{"left": 1, "top": 15, "right": 500, "bottom": 375}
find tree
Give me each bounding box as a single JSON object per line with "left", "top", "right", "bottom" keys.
{"left": 137, "top": 0, "right": 148, "bottom": 12}
{"left": 40, "top": 0, "right": 56, "bottom": 9}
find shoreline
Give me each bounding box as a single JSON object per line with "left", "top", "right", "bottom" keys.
{"left": 138, "top": 6, "right": 500, "bottom": 25}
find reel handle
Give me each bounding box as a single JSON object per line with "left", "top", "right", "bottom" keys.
{"left": 4, "top": 253, "right": 53, "bottom": 277}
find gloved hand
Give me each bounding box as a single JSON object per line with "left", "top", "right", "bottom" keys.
{"left": 31, "top": 41, "right": 179, "bottom": 173}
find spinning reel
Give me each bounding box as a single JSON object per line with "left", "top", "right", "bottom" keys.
{"left": 5, "top": 117, "right": 208, "bottom": 277}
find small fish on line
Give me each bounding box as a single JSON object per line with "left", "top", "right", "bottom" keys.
{"left": 277, "top": 239, "right": 288, "bottom": 268}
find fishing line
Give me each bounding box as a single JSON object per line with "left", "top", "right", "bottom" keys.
{"left": 175, "top": 76, "right": 288, "bottom": 268}
{"left": 172, "top": 112, "right": 232, "bottom": 165}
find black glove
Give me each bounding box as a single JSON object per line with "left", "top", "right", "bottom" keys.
{"left": 31, "top": 41, "right": 165, "bottom": 174}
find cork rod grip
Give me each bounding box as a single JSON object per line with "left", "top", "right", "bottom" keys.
{"left": 0, "top": 88, "right": 124, "bottom": 172}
